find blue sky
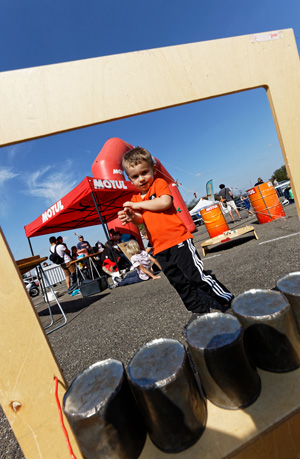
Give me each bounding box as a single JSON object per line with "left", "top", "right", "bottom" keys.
{"left": 1, "top": 0, "right": 300, "bottom": 260}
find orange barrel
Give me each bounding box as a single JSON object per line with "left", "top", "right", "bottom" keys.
{"left": 200, "top": 203, "right": 229, "bottom": 238}
{"left": 247, "top": 181, "right": 285, "bottom": 224}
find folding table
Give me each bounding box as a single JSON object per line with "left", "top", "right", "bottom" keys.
{"left": 16, "top": 255, "right": 67, "bottom": 334}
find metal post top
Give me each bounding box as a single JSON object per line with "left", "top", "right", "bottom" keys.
{"left": 277, "top": 272, "right": 300, "bottom": 296}
{"left": 63, "top": 359, "right": 124, "bottom": 416}
{"left": 232, "top": 289, "right": 289, "bottom": 319}
{"left": 127, "top": 338, "right": 185, "bottom": 389}
{"left": 186, "top": 313, "right": 242, "bottom": 350}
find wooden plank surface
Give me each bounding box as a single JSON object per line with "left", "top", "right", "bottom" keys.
{"left": 201, "top": 226, "right": 258, "bottom": 256}
{"left": 0, "top": 228, "right": 83, "bottom": 458}
{"left": 140, "top": 367, "right": 300, "bottom": 458}
{"left": 1, "top": 30, "right": 300, "bottom": 216}
{"left": 16, "top": 257, "right": 48, "bottom": 275}
{"left": 1, "top": 29, "right": 300, "bottom": 456}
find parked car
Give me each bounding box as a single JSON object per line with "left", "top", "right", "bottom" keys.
{"left": 233, "top": 198, "right": 246, "bottom": 211}
{"left": 191, "top": 213, "right": 204, "bottom": 226}
{"left": 275, "top": 180, "right": 290, "bottom": 193}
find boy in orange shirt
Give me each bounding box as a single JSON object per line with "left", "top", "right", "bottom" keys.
{"left": 118, "top": 147, "right": 233, "bottom": 314}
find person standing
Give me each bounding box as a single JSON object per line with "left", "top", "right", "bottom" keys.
{"left": 49, "top": 236, "right": 75, "bottom": 289}
{"left": 118, "top": 147, "right": 233, "bottom": 314}
{"left": 240, "top": 195, "right": 254, "bottom": 216}
{"left": 273, "top": 177, "right": 283, "bottom": 197}
{"left": 219, "top": 184, "right": 242, "bottom": 223}
{"left": 254, "top": 177, "right": 264, "bottom": 186}
{"left": 77, "top": 235, "right": 91, "bottom": 255}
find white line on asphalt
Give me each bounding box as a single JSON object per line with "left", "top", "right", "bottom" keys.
{"left": 258, "top": 231, "right": 300, "bottom": 245}
{"left": 204, "top": 254, "right": 222, "bottom": 259}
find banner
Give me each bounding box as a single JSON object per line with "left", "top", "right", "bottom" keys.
{"left": 206, "top": 179, "right": 214, "bottom": 201}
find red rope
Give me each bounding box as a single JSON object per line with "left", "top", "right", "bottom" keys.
{"left": 54, "top": 376, "right": 77, "bottom": 459}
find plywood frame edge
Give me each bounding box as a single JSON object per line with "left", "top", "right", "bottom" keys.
{"left": 1, "top": 29, "right": 300, "bottom": 457}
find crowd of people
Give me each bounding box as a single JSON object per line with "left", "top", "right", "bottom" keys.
{"left": 47, "top": 227, "right": 159, "bottom": 293}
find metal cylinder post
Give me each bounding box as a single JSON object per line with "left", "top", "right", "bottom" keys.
{"left": 232, "top": 289, "right": 300, "bottom": 372}
{"left": 277, "top": 272, "right": 300, "bottom": 334}
{"left": 63, "top": 359, "right": 146, "bottom": 459}
{"left": 186, "top": 313, "right": 261, "bottom": 409}
{"left": 127, "top": 338, "right": 207, "bottom": 453}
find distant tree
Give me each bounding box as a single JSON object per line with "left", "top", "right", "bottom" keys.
{"left": 186, "top": 198, "right": 198, "bottom": 211}
{"left": 270, "top": 165, "right": 287, "bottom": 183}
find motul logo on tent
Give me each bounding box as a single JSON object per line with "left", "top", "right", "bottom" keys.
{"left": 93, "top": 179, "right": 127, "bottom": 190}
{"left": 42, "top": 201, "right": 64, "bottom": 223}
{"left": 113, "top": 169, "right": 123, "bottom": 175}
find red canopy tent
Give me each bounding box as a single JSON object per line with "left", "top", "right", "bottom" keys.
{"left": 25, "top": 176, "right": 137, "bottom": 238}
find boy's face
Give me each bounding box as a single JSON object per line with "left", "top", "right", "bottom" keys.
{"left": 127, "top": 160, "right": 155, "bottom": 193}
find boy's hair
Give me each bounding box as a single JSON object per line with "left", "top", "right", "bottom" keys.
{"left": 219, "top": 184, "right": 225, "bottom": 189}
{"left": 126, "top": 239, "right": 142, "bottom": 257}
{"left": 49, "top": 236, "right": 57, "bottom": 244}
{"left": 122, "top": 146, "right": 154, "bottom": 173}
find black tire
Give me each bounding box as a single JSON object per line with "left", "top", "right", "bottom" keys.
{"left": 30, "top": 287, "right": 39, "bottom": 298}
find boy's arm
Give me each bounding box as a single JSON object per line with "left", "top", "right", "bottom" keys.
{"left": 125, "top": 195, "right": 172, "bottom": 212}
{"left": 118, "top": 194, "right": 172, "bottom": 226}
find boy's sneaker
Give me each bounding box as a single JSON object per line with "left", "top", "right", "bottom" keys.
{"left": 109, "top": 283, "right": 117, "bottom": 290}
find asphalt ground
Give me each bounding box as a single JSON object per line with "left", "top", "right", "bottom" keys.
{"left": 2, "top": 202, "right": 300, "bottom": 458}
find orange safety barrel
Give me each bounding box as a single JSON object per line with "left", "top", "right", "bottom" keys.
{"left": 200, "top": 204, "right": 229, "bottom": 238}
{"left": 247, "top": 181, "right": 285, "bottom": 224}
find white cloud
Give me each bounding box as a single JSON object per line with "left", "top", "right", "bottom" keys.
{"left": 0, "top": 167, "right": 19, "bottom": 216}
{"left": 6, "top": 144, "right": 24, "bottom": 161}
{"left": 0, "top": 167, "right": 19, "bottom": 185}
{"left": 23, "top": 160, "right": 78, "bottom": 205}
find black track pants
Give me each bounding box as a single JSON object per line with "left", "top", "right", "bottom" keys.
{"left": 156, "top": 239, "right": 233, "bottom": 313}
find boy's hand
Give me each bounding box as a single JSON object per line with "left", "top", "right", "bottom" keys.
{"left": 118, "top": 201, "right": 144, "bottom": 226}
{"left": 118, "top": 208, "right": 134, "bottom": 225}
{"left": 123, "top": 201, "right": 142, "bottom": 210}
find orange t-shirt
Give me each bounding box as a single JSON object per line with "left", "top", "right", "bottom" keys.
{"left": 131, "top": 178, "right": 193, "bottom": 255}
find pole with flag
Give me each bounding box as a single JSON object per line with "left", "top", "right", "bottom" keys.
{"left": 206, "top": 179, "right": 214, "bottom": 201}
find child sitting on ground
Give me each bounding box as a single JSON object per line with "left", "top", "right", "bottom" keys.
{"left": 109, "top": 239, "right": 161, "bottom": 289}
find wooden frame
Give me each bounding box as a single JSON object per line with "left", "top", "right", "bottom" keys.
{"left": 200, "top": 225, "right": 258, "bottom": 256}
{"left": 1, "top": 29, "right": 300, "bottom": 457}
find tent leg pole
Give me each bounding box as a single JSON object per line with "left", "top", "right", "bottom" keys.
{"left": 28, "top": 237, "right": 34, "bottom": 256}
{"left": 91, "top": 191, "right": 121, "bottom": 271}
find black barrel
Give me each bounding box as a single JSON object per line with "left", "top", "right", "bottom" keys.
{"left": 277, "top": 272, "right": 300, "bottom": 333}
{"left": 186, "top": 312, "right": 261, "bottom": 409}
{"left": 127, "top": 338, "right": 207, "bottom": 453}
{"left": 63, "top": 359, "right": 146, "bottom": 459}
{"left": 232, "top": 289, "right": 300, "bottom": 372}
